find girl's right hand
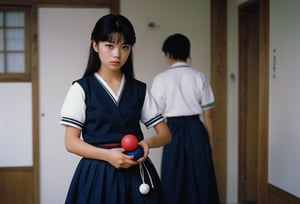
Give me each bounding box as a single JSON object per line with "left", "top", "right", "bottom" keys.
{"left": 106, "top": 148, "right": 138, "bottom": 169}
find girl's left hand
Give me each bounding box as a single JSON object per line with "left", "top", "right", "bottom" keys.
{"left": 136, "top": 140, "right": 149, "bottom": 162}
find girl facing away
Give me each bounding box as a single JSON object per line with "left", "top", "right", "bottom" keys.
{"left": 151, "top": 33, "right": 220, "bottom": 204}
{"left": 60, "top": 14, "right": 171, "bottom": 204}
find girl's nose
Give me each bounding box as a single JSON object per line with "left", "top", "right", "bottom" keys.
{"left": 113, "top": 47, "right": 121, "bottom": 57}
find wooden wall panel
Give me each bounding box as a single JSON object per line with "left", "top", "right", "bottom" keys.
{"left": 0, "top": 168, "right": 33, "bottom": 204}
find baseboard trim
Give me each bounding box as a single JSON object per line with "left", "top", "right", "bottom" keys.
{"left": 268, "top": 183, "right": 300, "bottom": 204}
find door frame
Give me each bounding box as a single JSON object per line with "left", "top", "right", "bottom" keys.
{"left": 238, "top": 0, "right": 269, "bottom": 203}
{"left": 256, "top": 0, "right": 269, "bottom": 203}
{"left": 238, "top": 1, "right": 259, "bottom": 202}
{"left": 211, "top": 0, "right": 269, "bottom": 203}
{"left": 211, "top": 0, "right": 227, "bottom": 202}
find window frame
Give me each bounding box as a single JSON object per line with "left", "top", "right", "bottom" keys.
{"left": 0, "top": 6, "right": 31, "bottom": 82}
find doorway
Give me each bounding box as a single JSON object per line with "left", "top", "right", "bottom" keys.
{"left": 238, "top": 1, "right": 259, "bottom": 203}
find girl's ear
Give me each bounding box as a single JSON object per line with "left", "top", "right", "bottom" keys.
{"left": 166, "top": 52, "right": 173, "bottom": 60}
{"left": 92, "top": 41, "right": 98, "bottom": 52}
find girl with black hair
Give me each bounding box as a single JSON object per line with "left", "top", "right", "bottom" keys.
{"left": 151, "top": 33, "right": 220, "bottom": 204}
{"left": 60, "top": 14, "right": 171, "bottom": 204}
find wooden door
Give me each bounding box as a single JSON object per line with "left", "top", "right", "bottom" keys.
{"left": 38, "top": 8, "right": 109, "bottom": 203}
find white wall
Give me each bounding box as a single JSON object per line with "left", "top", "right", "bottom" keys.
{"left": 121, "top": 0, "right": 211, "bottom": 84}
{"left": 269, "top": 0, "right": 300, "bottom": 198}
{"left": 227, "top": 1, "right": 239, "bottom": 203}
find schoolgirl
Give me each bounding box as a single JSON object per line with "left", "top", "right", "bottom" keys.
{"left": 60, "top": 14, "right": 171, "bottom": 204}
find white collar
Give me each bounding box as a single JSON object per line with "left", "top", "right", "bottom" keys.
{"left": 170, "top": 62, "right": 189, "bottom": 68}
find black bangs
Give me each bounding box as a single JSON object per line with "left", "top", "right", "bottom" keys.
{"left": 107, "top": 33, "right": 126, "bottom": 44}
{"left": 84, "top": 14, "right": 136, "bottom": 78}
{"left": 92, "top": 14, "right": 136, "bottom": 45}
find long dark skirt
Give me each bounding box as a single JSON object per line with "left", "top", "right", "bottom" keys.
{"left": 161, "top": 115, "right": 220, "bottom": 204}
{"left": 65, "top": 157, "right": 165, "bottom": 204}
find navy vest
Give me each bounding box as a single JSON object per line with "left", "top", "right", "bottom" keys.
{"left": 76, "top": 75, "right": 146, "bottom": 145}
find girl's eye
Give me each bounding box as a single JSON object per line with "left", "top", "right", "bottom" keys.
{"left": 105, "top": 43, "right": 113, "bottom": 48}
{"left": 122, "top": 45, "right": 130, "bottom": 50}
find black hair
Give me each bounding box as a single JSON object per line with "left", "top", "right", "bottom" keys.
{"left": 162, "top": 33, "right": 190, "bottom": 61}
{"left": 83, "top": 14, "right": 136, "bottom": 78}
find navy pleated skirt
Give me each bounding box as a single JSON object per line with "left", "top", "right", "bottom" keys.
{"left": 161, "top": 115, "right": 220, "bottom": 204}
{"left": 65, "top": 157, "right": 165, "bottom": 204}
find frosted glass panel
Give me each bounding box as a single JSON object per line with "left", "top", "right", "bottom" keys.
{"left": 0, "top": 83, "right": 32, "bottom": 167}
{"left": 6, "top": 28, "right": 24, "bottom": 51}
{"left": 7, "top": 53, "right": 25, "bottom": 73}
{"left": 5, "top": 12, "right": 24, "bottom": 27}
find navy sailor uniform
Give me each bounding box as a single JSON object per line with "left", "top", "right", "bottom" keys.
{"left": 61, "top": 73, "right": 165, "bottom": 204}
{"left": 151, "top": 62, "right": 220, "bottom": 204}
